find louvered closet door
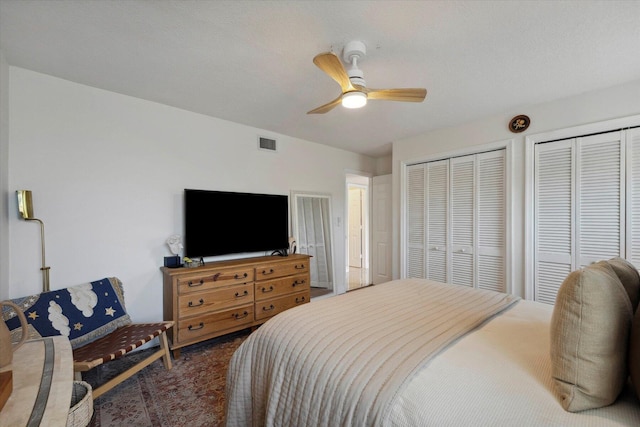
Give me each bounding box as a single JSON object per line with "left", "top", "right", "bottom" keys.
{"left": 426, "top": 160, "right": 448, "bottom": 282}
{"left": 406, "top": 164, "right": 426, "bottom": 278}
{"left": 450, "top": 155, "right": 475, "bottom": 287}
{"left": 534, "top": 140, "right": 574, "bottom": 305}
{"left": 476, "top": 150, "right": 506, "bottom": 292}
{"left": 576, "top": 131, "right": 624, "bottom": 267}
{"left": 627, "top": 128, "right": 640, "bottom": 267}
{"left": 534, "top": 131, "right": 625, "bottom": 304}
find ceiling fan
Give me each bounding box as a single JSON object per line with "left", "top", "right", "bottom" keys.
{"left": 307, "top": 40, "right": 427, "bottom": 114}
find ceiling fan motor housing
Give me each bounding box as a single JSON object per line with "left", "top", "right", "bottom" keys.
{"left": 343, "top": 40, "right": 367, "bottom": 88}
{"left": 343, "top": 40, "right": 366, "bottom": 62}
{"left": 348, "top": 68, "right": 366, "bottom": 88}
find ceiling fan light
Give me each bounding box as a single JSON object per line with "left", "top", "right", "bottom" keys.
{"left": 341, "top": 91, "right": 367, "bottom": 109}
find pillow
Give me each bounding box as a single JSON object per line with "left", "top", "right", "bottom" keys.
{"left": 606, "top": 257, "right": 640, "bottom": 312}
{"left": 550, "top": 262, "right": 633, "bottom": 412}
{"left": 630, "top": 306, "right": 640, "bottom": 400}
{"left": 3, "top": 277, "right": 131, "bottom": 349}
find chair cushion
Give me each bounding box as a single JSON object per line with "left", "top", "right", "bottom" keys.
{"left": 73, "top": 322, "right": 173, "bottom": 370}
{"left": 550, "top": 261, "right": 633, "bottom": 412}
{"left": 3, "top": 277, "right": 131, "bottom": 349}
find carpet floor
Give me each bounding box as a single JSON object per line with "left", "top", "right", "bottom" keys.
{"left": 83, "top": 328, "right": 252, "bottom": 427}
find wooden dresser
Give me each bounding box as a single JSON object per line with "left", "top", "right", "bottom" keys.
{"left": 162, "top": 254, "right": 311, "bottom": 357}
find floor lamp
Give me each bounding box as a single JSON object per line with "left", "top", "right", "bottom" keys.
{"left": 16, "top": 190, "right": 50, "bottom": 292}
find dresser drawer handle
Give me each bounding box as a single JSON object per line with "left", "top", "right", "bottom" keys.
{"left": 292, "top": 279, "right": 306, "bottom": 287}
{"left": 295, "top": 296, "right": 306, "bottom": 304}
{"left": 262, "top": 304, "right": 275, "bottom": 312}
{"left": 261, "top": 285, "right": 274, "bottom": 293}
{"left": 188, "top": 322, "right": 204, "bottom": 331}
{"left": 294, "top": 264, "right": 305, "bottom": 270}
{"left": 188, "top": 279, "right": 204, "bottom": 287}
{"left": 188, "top": 298, "right": 204, "bottom": 307}
{"left": 234, "top": 272, "right": 248, "bottom": 279}
{"left": 233, "top": 311, "right": 249, "bottom": 320}
{"left": 262, "top": 268, "right": 275, "bottom": 275}
{"left": 235, "top": 290, "right": 249, "bottom": 298}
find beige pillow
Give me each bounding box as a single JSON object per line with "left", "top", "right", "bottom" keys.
{"left": 630, "top": 307, "right": 640, "bottom": 399}
{"left": 607, "top": 257, "right": 640, "bottom": 312}
{"left": 550, "top": 262, "right": 633, "bottom": 412}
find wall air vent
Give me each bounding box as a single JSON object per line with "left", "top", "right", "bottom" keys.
{"left": 258, "top": 137, "right": 277, "bottom": 152}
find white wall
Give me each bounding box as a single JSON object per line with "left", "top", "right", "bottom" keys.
{"left": 0, "top": 51, "right": 9, "bottom": 299}
{"left": 392, "top": 79, "right": 640, "bottom": 297}
{"left": 7, "top": 67, "right": 376, "bottom": 320}
{"left": 375, "top": 155, "right": 392, "bottom": 175}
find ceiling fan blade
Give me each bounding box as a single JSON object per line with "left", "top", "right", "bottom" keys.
{"left": 313, "top": 52, "right": 354, "bottom": 93}
{"left": 307, "top": 94, "right": 342, "bottom": 114}
{"left": 364, "top": 88, "right": 427, "bottom": 102}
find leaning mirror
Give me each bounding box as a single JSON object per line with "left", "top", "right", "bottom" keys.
{"left": 290, "top": 191, "right": 334, "bottom": 299}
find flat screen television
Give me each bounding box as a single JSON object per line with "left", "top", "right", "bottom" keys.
{"left": 184, "top": 189, "right": 289, "bottom": 258}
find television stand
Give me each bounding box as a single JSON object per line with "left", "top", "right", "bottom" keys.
{"left": 161, "top": 254, "right": 311, "bottom": 357}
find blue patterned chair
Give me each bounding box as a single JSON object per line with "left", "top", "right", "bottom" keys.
{"left": 2, "top": 277, "right": 174, "bottom": 398}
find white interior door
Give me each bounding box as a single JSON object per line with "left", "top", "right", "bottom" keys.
{"left": 426, "top": 160, "right": 448, "bottom": 283}
{"left": 292, "top": 193, "right": 334, "bottom": 290}
{"left": 533, "top": 130, "right": 625, "bottom": 304}
{"left": 449, "top": 155, "right": 475, "bottom": 287}
{"left": 348, "top": 188, "right": 363, "bottom": 268}
{"left": 476, "top": 150, "right": 506, "bottom": 292}
{"left": 372, "top": 175, "right": 392, "bottom": 284}
{"left": 406, "top": 164, "right": 426, "bottom": 278}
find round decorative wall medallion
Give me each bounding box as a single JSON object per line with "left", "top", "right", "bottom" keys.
{"left": 509, "top": 115, "right": 530, "bottom": 133}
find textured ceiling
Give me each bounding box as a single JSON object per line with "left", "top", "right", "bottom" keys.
{"left": 1, "top": 1, "right": 640, "bottom": 157}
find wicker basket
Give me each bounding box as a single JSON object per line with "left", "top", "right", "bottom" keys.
{"left": 67, "top": 381, "right": 93, "bottom": 427}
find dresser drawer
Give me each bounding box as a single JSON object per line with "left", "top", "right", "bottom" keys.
{"left": 177, "top": 266, "right": 254, "bottom": 294}
{"left": 254, "top": 273, "right": 309, "bottom": 301}
{"left": 178, "top": 283, "right": 254, "bottom": 317}
{"left": 177, "top": 304, "right": 254, "bottom": 342}
{"left": 256, "top": 259, "right": 309, "bottom": 280}
{"left": 255, "top": 290, "right": 310, "bottom": 321}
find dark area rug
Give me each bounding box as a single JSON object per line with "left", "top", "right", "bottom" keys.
{"left": 84, "top": 328, "right": 252, "bottom": 427}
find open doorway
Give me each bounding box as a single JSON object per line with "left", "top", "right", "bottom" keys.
{"left": 346, "top": 173, "right": 370, "bottom": 290}
{"left": 290, "top": 191, "right": 335, "bottom": 300}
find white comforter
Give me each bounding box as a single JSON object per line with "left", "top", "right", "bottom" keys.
{"left": 225, "top": 279, "right": 640, "bottom": 426}
{"left": 389, "top": 299, "right": 640, "bottom": 426}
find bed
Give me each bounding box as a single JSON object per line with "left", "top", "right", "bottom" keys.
{"left": 225, "top": 267, "right": 640, "bottom": 426}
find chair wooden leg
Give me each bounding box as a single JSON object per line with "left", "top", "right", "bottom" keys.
{"left": 88, "top": 346, "right": 168, "bottom": 399}
{"left": 159, "top": 331, "right": 172, "bottom": 370}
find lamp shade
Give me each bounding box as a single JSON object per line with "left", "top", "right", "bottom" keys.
{"left": 17, "top": 190, "right": 35, "bottom": 219}
{"left": 341, "top": 91, "right": 367, "bottom": 109}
